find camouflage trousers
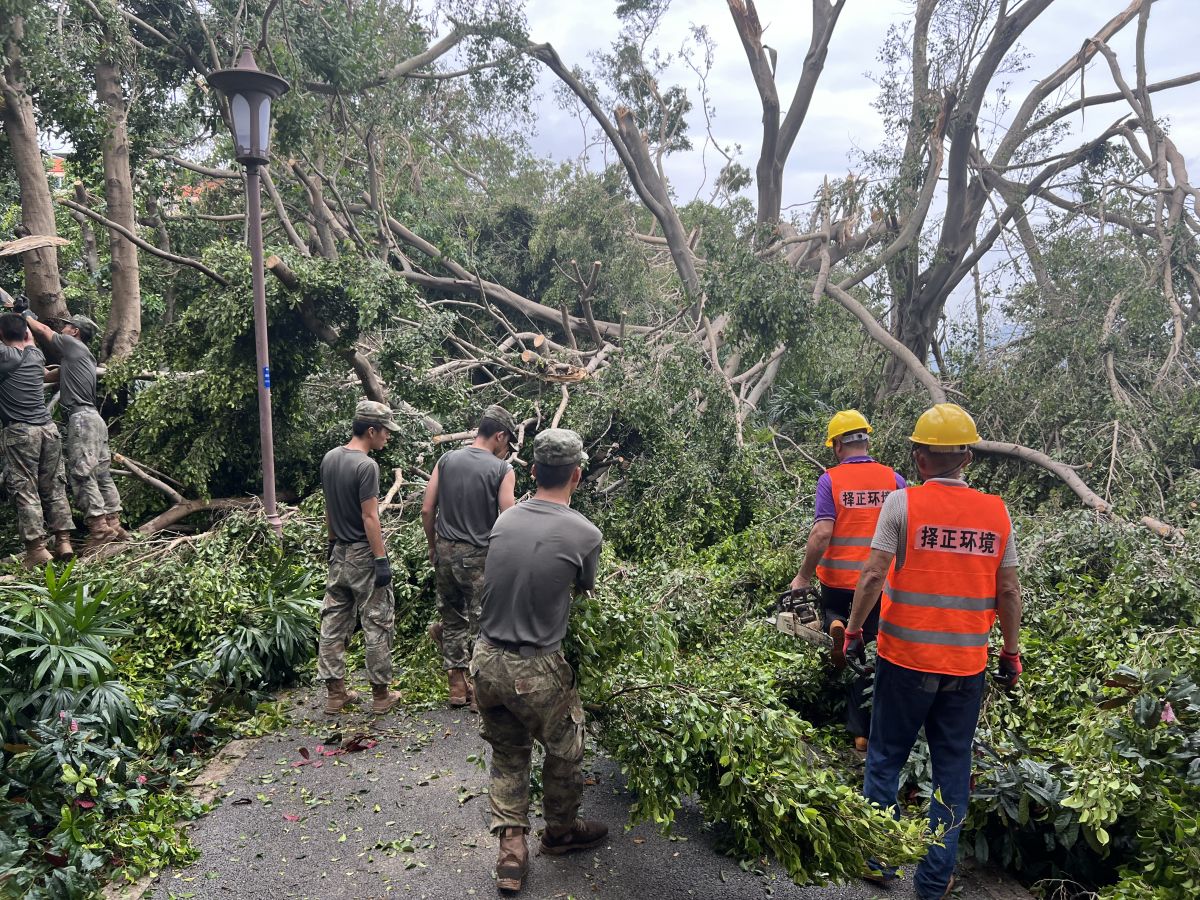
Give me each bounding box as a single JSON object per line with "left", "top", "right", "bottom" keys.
{"left": 1, "top": 422, "right": 74, "bottom": 543}
{"left": 434, "top": 536, "right": 487, "bottom": 670}
{"left": 317, "top": 541, "right": 396, "bottom": 685}
{"left": 66, "top": 408, "right": 121, "bottom": 520}
{"left": 470, "top": 640, "right": 586, "bottom": 834}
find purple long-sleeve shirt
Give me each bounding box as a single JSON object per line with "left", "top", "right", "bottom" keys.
{"left": 813, "top": 456, "right": 907, "bottom": 521}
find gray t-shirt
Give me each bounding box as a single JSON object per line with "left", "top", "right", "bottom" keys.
{"left": 321, "top": 446, "right": 380, "bottom": 544}
{"left": 434, "top": 446, "right": 512, "bottom": 547}
{"left": 479, "top": 499, "right": 603, "bottom": 648}
{"left": 0, "top": 344, "right": 51, "bottom": 426}
{"left": 49, "top": 332, "right": 97, "bottom": 412}
{"left": 872, "top": 480, "right": 1019, "bottom": 571}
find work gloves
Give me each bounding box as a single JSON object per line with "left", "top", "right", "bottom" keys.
{"left": 843, "top": 629, "right": 866, "bottom": 666}
{"left": 12, "top": 293, "right": 35, "bottom": 320}
{"left": 994, "top": 650, "right": 1022, "bottom": 690}
{"left": 373, "top": 556, "right": 393, "bottom": 588}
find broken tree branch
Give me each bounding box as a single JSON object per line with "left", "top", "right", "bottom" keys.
{"left": 58, "top": 198, "right": 230, "bottom": 286}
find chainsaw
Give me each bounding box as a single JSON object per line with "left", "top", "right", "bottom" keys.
{"left": 773, "top": 587, "right": 868, "bottom": 675}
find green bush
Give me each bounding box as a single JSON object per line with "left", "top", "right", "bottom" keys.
{"left": 0, "top": 514, "right": 326, "bottom": 898}
{"left": 0, "top": 566, "right": 134, "bottom": 741}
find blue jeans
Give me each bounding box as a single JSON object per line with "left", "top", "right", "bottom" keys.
{"left": 863, "top": 656, "right": 984, "bottom": 899}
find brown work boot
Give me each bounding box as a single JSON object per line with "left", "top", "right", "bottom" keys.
{"left": 428, "top": 621, "right": 444, "bottom": 653}
{"left": 105, "top": 514, "right": 131, "bottom": 540}
{"left": 828, "top": 619, "right": 847, "bottom": 670}
{"left": 323, "top": 679, "right": 360, "bottom": 715}
{"left": 495, "top": 826, "right": 528, "bottom": 893}
{"left": 84, "top": 516, "right": 116, "bottom": 555}
{"left": 447, "top": 668, "right": 469, "bottom": 707}
{"left": 371, "top": 682, "right": 402, "bottom": 715}
{"left": 539, "top": 819, "right": 608, "bottom": 855}
{"left": 52, "top": 532, "right": 74, "bottom": 561}
{"left": 22, "top": 540, "right": 52, "bottom": 570}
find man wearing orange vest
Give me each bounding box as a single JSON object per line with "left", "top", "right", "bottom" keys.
{"left": 789, "top": 410, "right": 905, "bottom": 751}
{"left": 843, "top": 403, "right": 1023, "bottom": 899}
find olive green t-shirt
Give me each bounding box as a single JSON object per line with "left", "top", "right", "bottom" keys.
{"left": 433, "top": 446, "right": 512, "bottom": 547}
{"left": 0, "top": 344, "right": 51, "bottom": 426}
{"left": 320, "top": 446, "right": 380, "bottom": 544}
{"left": 49, "top": 332, "right": 98, "bottom": 413}
{"left": 479, "top": 499, "right": 602, "bottom": 648}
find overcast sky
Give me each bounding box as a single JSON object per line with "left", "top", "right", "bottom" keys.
{"left": 519, "top": 0, "right": 1200, "bottom": 217}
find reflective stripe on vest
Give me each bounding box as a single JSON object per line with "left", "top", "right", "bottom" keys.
{"left": 815, "top": 461, "right": 899, "bottom": 590}
{"left": 877, "top": 482, "right": 1011, "bottom": 676}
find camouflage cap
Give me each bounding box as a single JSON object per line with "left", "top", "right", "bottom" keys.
{"left": 480, "top": 404, "right": 518, "bottom": 440}
{"left": 354, "top": 399, "right": 401, "bottom": 432}
{"left": 533, "top": 428, "right": 587, "bottom": 467}
{"left": 59, "top": 314, "right": 99, "bottom": 343}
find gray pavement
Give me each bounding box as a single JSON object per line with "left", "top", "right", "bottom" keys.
{"left": 147, "top": 686, "right": 1026, "bottom": 900}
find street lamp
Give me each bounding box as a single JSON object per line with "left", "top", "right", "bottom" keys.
{"left": 207, "top": 48, "right": 289, "bottom": 537}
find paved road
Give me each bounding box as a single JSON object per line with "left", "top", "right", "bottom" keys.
{"left": 146, "top": 687, "right": 1026, "bottom": 900}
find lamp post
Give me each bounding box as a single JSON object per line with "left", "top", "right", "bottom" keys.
{"left": 207, "top": 48, "right": 289, "bottom": 538}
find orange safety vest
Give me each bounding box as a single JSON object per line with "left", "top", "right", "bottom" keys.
{"left": 815, "top": 461, "right": 899, "bottom": 590}
{"left": 877, "top": 482, "right": 1011, "bottom": 676}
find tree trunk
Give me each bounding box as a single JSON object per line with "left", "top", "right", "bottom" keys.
{"left": 881, "top": 300, "right": 939, "bottom": 393}
{"left": 144, "top": 193, "right": 176, "bottom": 324}
{"left": 71, "top": 181, "right": 101, "bottom": 284}
{"left": 0, "top": 18, "right": 68, "bottom": 320}
{"left": 95, "top": 53, "right": 141, "bottom": 360}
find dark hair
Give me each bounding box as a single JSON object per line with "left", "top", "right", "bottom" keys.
{"left": 533, "top": 461, "right": 576, "bottom": 489}
{"left": 478, "top": 416, "right": 508, "bottom": 439}
{"left": 0, "top": 314, "right": 28, "bottom": 343}
{"left": 352, "top": 419, "right": 377, "bottom": 437}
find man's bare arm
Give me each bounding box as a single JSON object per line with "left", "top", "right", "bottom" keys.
{"left": 497, "top": 468, "right": 516, "bottom": 513}
{"left": 420, "top": 465, "right": 440, "bottom": 560}
{"left": 847, "top": 548, "right": 894, "bottom": 632}
{"left": 791, "top": 519, "right": 834, "bottom": 590}
{"left": 996, "top": 566, "right": 1022, "bottom": 655}
{"left": 360, "top": 497, "right": 387, "bottom": 559}
{"left": 24, "top": 315, "right": 56, "bottom": 345}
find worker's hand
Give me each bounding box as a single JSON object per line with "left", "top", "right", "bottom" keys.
{"left": 12, "top": 293, "right": 29, "bottom": 314}
{"left": 373, "top": 556, "right": 393, "bottom": 588}
{"left": 326, "top": 539, "right": 336, "bottom": 563}
{"left": 994, "top": 650, "right": 1022, "bottom": 690}
{"left": 427, "top": 545, "right": 437, "bottom": 566}
{"left": 844, "top": 629, "right": 866, "bottom": 664}
{"left": 789, "top": 573, "right": 811, "bottom": 592}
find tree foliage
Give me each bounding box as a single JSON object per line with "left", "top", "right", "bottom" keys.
{"left": 1, "top": 0, "right": 1199, "bottom": 897}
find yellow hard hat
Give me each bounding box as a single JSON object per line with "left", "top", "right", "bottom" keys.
{"left": 825, "top": 409, "right": 873, "bottom": 447}
{"left": 909, "top": 403, "right": 981, "bottom": 450}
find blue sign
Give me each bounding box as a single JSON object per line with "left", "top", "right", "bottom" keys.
{"left": 263, "top": 365, "right": 271, "bottom": 389}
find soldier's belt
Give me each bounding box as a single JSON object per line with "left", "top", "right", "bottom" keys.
{"left": 480, "top": 637, "right": 561, "bottom": 658}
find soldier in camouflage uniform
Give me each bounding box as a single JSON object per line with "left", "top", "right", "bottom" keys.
{"left": 421, "top": 404, "right": 517, "bottom": 708}
{"left": 318, "top": 400, "right": 403, "bottom": 716}
{"left": 0, "top": 312, "right": 74, "bottom": 567}
{"left": 24, "top": 312, "right": 126, "bottom": 552}
{"left": 470, "top": 428, "right": 607, "bottom": 893}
